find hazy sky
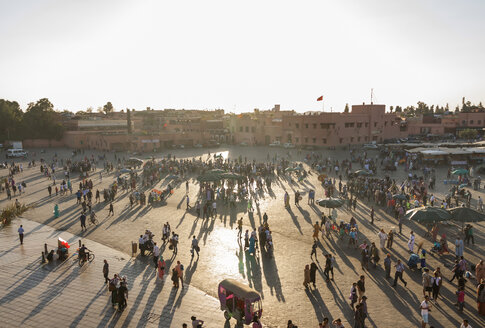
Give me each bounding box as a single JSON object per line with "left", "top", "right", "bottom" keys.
{"left": 1, "top": 0, "right": 484, "bottom": 113}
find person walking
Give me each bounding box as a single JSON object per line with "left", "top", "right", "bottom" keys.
{"left": 153, "top": 242, "right": 160, "bottom": 268}
{"left": 349, "top": 282, "right": 358, "bottom": 310}
{"left": 378, "top": 229, "right": 387, "bottom": 249}
{"left": 158, "top": 255, "right": 166, "bottom": 280}
{"left": 431, "top": 271, "right": 442, "bottom": 303}
{"left": 422, "top": 268, "right": 432, "bottom": 298}
{"left": 455, "top": 236, "right": 464, "bottom": 258}
{"left": 464, "top": 224, "right": 474, "bottom": 245}
{"left": 408, "top": 231, "right": 415, "bottom": 253}
{"left": 303, "top": 264, "right": 311, "bottom": 289}
{"left": 117, "top": 279, "right": 128, "bottom": 311}
{"left": 477, "top": 279, "right": 485, "bottom": 315}
{"left": 327, "top": 254, "right": 335, "bottom": 280}
{"left": 186, "top": 195, "right": 191, "bottom": 210}
{"left": 171, "top": 267, "right": 179, "bottom": 288}
{"left": 109, "top": 274, "right": 119, "bottom": 307}
{"left": 357, "top": 275, "right": 365, "bottom": 302}
{"left": 175, "top": 261, "right": 184, "bottom": 288}
{"left": 370, "top": 207, "right": 374, "bottom": 225}
{"left": 313, "top": 221, "right": 321, "bottom": 241}
{"left": 80, "top": 212, "right": 87, "bottom": 231}
{"left": 191, "top": 236, "right": 199, "bottom": 258}
{"left": 237, "top": 218, "right": 243, "bottom": 239}
{"left": 108, "top": 202, "right": 114, "bottom": 216}
{"left": 18, "top": 225, "right": 24, "bottom": 245}
{"left": 310, "top": 240, "right": 318, "bottom": 261}
{"left": 354, "top": 303, "right": 365, "bottom": 328}
{"left": 103, "top": 260, "right": 110, "bottom": 283}
{"left": 476, "top": 260, "right": 485, "bottom": 283}
{"left": 384, "top": 253, "right": 392, "bottom": 279}
{"left": 310, "top": 262, "right": 318, "bottom": 288}
{"left": 420, "top": 295, "right": 432, "bottom": 328}
{"left": 139, "top": 235, "right": 146, "bottom": 256}
{"left": 387, "top": 229, "right": 394, "bottom": 248}
{"left": 393, "top": 259, "right": 407, "bottom": 288}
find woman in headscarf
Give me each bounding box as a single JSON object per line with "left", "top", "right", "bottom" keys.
{"left": 310, "top": 262, "right": 318, "bottom": 288}
{"left": 476, "top": 260, "right": 485, "bottom": 284}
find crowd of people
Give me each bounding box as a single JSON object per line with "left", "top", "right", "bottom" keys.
{"left": 2, "top": 145, "right": 484, "bottom": 328}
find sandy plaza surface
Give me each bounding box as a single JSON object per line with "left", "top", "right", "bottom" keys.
{"left": 1, "top": 145, "right": 484, "bottom": 328}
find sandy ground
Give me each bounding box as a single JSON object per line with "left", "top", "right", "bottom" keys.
{"left": 1, "top": 145, "right": 484, "bottom": 328}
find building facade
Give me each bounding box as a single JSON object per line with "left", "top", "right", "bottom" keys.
{"left": 20, "top": 103, "right": 485, "bottom": 150}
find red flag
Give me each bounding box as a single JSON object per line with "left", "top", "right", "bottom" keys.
{"left": 317, "top": 96, "right": 323, "bottom": 101}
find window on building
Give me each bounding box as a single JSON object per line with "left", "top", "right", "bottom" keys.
{"left": 374, "top": 122, "right": 377, "bottom": 127}
{"left": 357, "top": 123, "right": 362, "bottom": 128}
{"left": 339, "top": 138, "right": 343, "bottom": 144}
{"left": 251, "top": 127, "right": 255, "bottom": 132}
{"left": 239, "top": 127, "right": 243, "bottom": 132}
{"left": 313, "top": 137, "right": 316, "bottom": 143}
{"left": 305, "top": 123, "right": 309, "bottom": 129}
{"left": 322, "top": 138, "right": 327, "bottom": 144}
{"left": 470, "top": 120, "right": 474, "bottom": 124}
{"left": 365, "top": 123, "right": 369, "bottom": 127}
{"left": 350, "top": 137, "right": 354, "bottom": 142}
{"left": 305, "top": 137, "right": 308, "bottom": 143}
{"left": 296, "top": 123, "right": 299, "bottom": 129}
{"left": 295, "top": 137, "right": 299, "bottom": 143}
{"left": 313, "top": 123, "right": 317, "bottom": 129}
{"left": 245, "top": 126, "right": 249, "bottom": 132}
{"left": 462, "top": 120, "right": 466, "bottom": 125}
{"left": 344, "top": 123, "right": 355, "bottom": 128}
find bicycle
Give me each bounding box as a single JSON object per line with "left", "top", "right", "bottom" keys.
{"left": 89, "top": 212, "right": 99, "bottom": 225}
{"left": 78, "top": 252, "right": 95, "bottom": 266}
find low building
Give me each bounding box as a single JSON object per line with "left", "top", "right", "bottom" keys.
{"left": 280, "top": 103, "right": 404, "bottom": 147}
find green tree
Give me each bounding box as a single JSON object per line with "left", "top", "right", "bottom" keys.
{"left": 0, "top": 99, "right": 23, "bottom": 141}
{"left": 22, "top": 98, "right": 64, "bottom": 140}
{"left": 416, "top": 101, "right": 431, "bottom": 115}
{"left": 344, "top": 103, "right": 349, "bottom": 113}
{"left": 103, "top": 102, "right": 114, "bottom": 115}
{"left": 126, "top": 108, "right": 132, "bottom": 134}
{"left": 458, "top": 128, "right": 478, "bottom": 140}
{"left": 389, "top": 106, "right": 394, "bottom": 113}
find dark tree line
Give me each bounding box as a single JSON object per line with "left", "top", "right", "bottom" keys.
{"left": 391, "top": 98, "right": 484, "bottom": 117}
{"left": 0, "top": 98, "right": 65, "bottom": 141}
